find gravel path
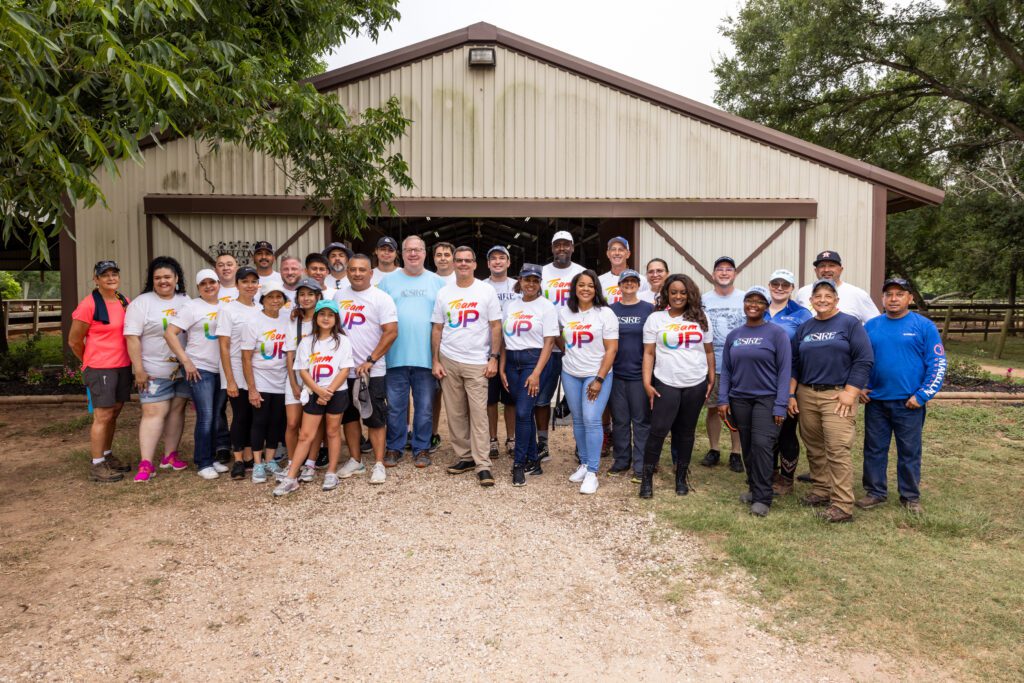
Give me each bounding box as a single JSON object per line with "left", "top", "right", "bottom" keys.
{"left": 0, "top": 406, "right": 936, "bottom": 681}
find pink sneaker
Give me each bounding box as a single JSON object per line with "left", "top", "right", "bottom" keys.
{"left": 159, "top": 452, "right": 188, "bottom": 471}
{"left": 134, "top": 460, "right": 156, "bottom": 483}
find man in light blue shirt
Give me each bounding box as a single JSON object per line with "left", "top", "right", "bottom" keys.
{"left": 378, "top": 235, "right": 445, "bottom": 466}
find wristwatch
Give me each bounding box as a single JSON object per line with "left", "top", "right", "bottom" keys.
{"left": 489, "top": 353, "right": 500, "bottom": 360}
{"left": 593, "top": 376, "right": 605, "bottom": 384}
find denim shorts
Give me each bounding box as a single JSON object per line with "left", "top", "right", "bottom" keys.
{"left": 140, "top": 376, "right": 192, "bottom": 404}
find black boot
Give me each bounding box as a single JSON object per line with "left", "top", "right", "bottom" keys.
{"left": 639, "top": 467, "right": 654, "bottom": 499}
{"left": 675, "top": 465, "right": 690, "bottom": 495}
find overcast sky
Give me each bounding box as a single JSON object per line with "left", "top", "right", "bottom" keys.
{"left": 324, "top": 0, "right": 743, "bottom": 106}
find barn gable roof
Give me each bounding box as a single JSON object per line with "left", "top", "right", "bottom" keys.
{"left": 308, "top": 22, "right": 943, "bottom": 212}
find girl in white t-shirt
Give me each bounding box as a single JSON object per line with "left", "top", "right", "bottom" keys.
{"left": 283, "top": 278, "right": 323, "bottom": 471}
{"left": 559, "top": 269, "right": 619, "bottom": 495}
{"left": 274, "top": 300, "right": 353, "bottom": 495}
{"left": 640, "top": 274, "right": 715, "bottom": 498}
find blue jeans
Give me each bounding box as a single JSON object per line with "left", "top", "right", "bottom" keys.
{"left": 386, "top": 366, "right": 437, "bottom": 452}
{"left": 561, "top": 371, "right": 614, "bottom": 473}
{"left": 609, "top": 377, "right": 651, "bottom": 475}
{"left": 862, "top": 399, "right": 926, "bottom": 501}
{"left": 536, "top": 353, "right": 562, "bottom": 407}
{"left": 189, "top": 369, "right": 221, "bottom": 469}
{"left": 505, "top": 348, "right": 553, "bottom": 466}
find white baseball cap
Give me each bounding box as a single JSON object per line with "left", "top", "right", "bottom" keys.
{"left": 769, "top": 269, "right": 796, "bottom": 285}
{"left": 260, "top": 282, "right": 288, "bottom": 300}
{"left": 195, "top": 268, "right": 218, "bottom": 285}
{"left": 551, "top": 230, "right": 574, "bottom": 244}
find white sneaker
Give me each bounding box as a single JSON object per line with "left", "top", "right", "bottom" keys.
{"left": 322, "top": 472, "right": 340, "bottom": 491}
{"left": 197, "top": 466, "right": 219, "bottom": 480}
{"left": 369, "top": 462, "right": 386, "bottom": 485}
{"left": 569, "top": 464, "right": 588, "bottom": 483}
{"left": 299, "top": 465, "right": 316, "bottom": 483}
{"left": 273, "top": 478, "right": 299, "bottom": 497}
{"left": 580, "top": 471, "right": 599, "bottom": 494}
{"left": 212, "top": 461, "right": 229, "bottom": 474}
{"left": 338, "top": 458, "right": 366, "bottom": 479}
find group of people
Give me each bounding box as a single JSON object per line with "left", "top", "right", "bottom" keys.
{"left": 69, "top": 231, "right": 946, "bottom": 520}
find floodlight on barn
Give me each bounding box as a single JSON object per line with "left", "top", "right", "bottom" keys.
{"left": 468, "top": 47, "right": 496, "bottom": 67}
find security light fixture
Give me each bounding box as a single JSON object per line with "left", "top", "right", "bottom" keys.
{"left": 468, "top": 47, "right": 496, "bottom": 68}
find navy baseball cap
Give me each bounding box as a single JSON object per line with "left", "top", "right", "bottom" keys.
{"left": 607, "top": 236, "right": 630, "bottom": 250}
{"left": 323, "top": 242, "right": 353, "bottom": 258}
{"left": 235, "top": 266, "right": 259, "bottom": 281}
{"left": 94, "top": 260, "right": 119, "bottom": 276}
{"left": 618, "top": 269, "right": 642, "bottom": 283}
{"left": 883, "top": 278, "right": 911, "bottom": 291}
{"left": 813, "top": 250, "right": 842, "bottom": 266}
{"left": 252, "top": 240, "right": 274, "bottom": 255}
{"left": 487, "top": 245, "right": 510, "bottom": 258}
{"left": 519, "top": 263, "right": 542, "bottom": 279}
{"left": 714, "top": 256, "right": 736, "bottom": 268}
{"left": 811, "top": 278, "right": 838, "bottom": 293}
{"left": 376, "top": 236, "right": 398, "bottom": 250}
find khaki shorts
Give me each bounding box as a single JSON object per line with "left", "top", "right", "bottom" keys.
{"left": 83, "top": 366, "right": 133, "bottom": 408}
{"left": 705, "top": 374, "right": 722, "bottom": 408}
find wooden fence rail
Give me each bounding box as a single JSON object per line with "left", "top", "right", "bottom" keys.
{"left": 1, "top": 299, "right": 62, "bottom": 341}
{"left": 912, "top": 302, "right": 1022, "bottom": 342}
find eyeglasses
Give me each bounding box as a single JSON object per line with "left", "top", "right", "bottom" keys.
{"left": 454, "top": 258, "right": 475, "bottom": 264}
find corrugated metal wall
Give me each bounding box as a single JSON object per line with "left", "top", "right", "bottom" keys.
{"left": 75, "top": 43, "right": 876, "bottom": 296}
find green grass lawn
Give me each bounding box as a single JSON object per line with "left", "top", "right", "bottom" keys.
{"left": 943, "top": 335, "right": 1024, "bottom": 373}
{"left": 650, "top": 405, "right": 1024, "bottom": 681}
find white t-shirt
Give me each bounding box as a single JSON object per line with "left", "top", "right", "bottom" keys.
{"left": 216, "top": 300, "right": 261, "bottom": 390}
{"left": 431, "top": 279, "right": 502, "bottom": 365}
{"left": 371, "top": 267, "right": 398, "bottom": 286}
{"left": 435, "top": 271, "right": 457, "bottom": 285}
{"left": 503, "top": 296, "right": 559, "bottom": 351}
{"left": 123, "top": 291, "right": 190, "bottom": 379}
{"left": 559, "top": 305, "right": 619, "bottom": 378}
{"left": 541, "top": 262, "right": 585, "bottom": 308}
{"left": 293, "top": 334, "right": 354, "bottom": 390}
{"left": 258, "top": 272, "right": 282, "bottom": 295}
{"left": 598, "top": 270, "right": 650, "bottom": 305}
{"left": 241, "top": 311, "right": 291, "bottom": 393}
{"left": 326, "top": 274, "right": 347, "bottom": 290}
{"left": 333, "top": 284, "right": 399, "bottom": 378}
{"left": 703, "top": 289, "right": 747, "bottom": 370}
{"left": 639, "top": 289, "right": 657, "bottom": 305}
{"left": 217, "top": 286, "right": 238, "bottom": 305}
{"left": 486, "top": 277, "right": 521, "bottom": 317}
{"left": 169, "top": 297, "right": 222, "bottom": 373}
{"left": 794, "top": 281, "right": 880, "bottom": 323}
{"left": 643, "top": 311, "right": 713, "bottom": 388}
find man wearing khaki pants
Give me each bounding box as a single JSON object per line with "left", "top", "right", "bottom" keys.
{"left": 432, "top": 246, "right": 503, "bottom": 486}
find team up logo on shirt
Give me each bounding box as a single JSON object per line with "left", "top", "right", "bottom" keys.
{"left": 545, "top": 279, "right": 571, "bottom": 306}
{"left": 503, "top": 311, "right": 534, "bottom": 337}
{"left": 161, "top": 308, "right": 178, "bottom": 331}
{"left": 661, "top": 323, "right": 703, "bottom": 349}
{"left": 446, "top": 299, "right": 480, "bottom": 328}
{"left": 563, "top": 321, "right": 594, "bottom": 348}
{"left": 308, "top": 352, "right": 335, "bottom": 383}
{"left": 604, "top": 286, "right": 622, "bottom": 304}
{"left": 259, "top": 329, "right": 287, "bottom": 360}
{"left": 218, "top": 295, "right": 233, "bottom": 303}
{"left": 337, "top": 300, "right": 366, "bottom": 329}
{"left": 203, "top": 311, "right": 218, "bottom": 340}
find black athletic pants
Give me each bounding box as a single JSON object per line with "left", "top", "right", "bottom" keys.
{"left": 228, "top": 393, "right": 253, "bottom": 453}
{"left": 730, "top": 395, "right": 780, "bottom": 506}
{"left": 773, "top": 415, "right": 800, "bottom": 481}
{"left": 642, "top": 378, "right": 707, "bottom": 471}
{"left": 250, "top": 393, "right": 285, "bottom": 451}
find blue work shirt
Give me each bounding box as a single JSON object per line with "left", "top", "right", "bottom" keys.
{"left": 865, "top": 312, "right": 946, "bottom": 404}
{"left": 764, "top": 299, "right": 813, "bottom": 340}
{"left": 792, "top": 312, "right": 874, "bottom": 389}
{"left": 378, "top": 270, "right": 445, "bottom": 369}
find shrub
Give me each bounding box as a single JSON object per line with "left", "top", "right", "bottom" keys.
{"left": 0, "top": 333, "right": 42, "bottom": 381}
{"left": 58, "top": 364, "right": 83, "bottom": 387}
{"left": 24, "top": 367, "right": 44, "bottom": 385}
{"left": 945, "top": 357, "right": 986, "bottom": 387}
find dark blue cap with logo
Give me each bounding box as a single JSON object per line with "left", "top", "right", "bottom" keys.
{"left": 519, "top": 263, "right": 542, "bottom": 279}
{"left": 813, "top": 250, "right": 842, "bottom": 266}
{"left": 376, "top": 236, "right": 398, "bottom": 250}
{"left": 714, "top": 255, "right": 736, "bottom": 268}
{"left": 94, "top": 260, "right": 119, "bottom": 276}
{"left": 235, "top": 265, "right": 259, "bottom": 282}
{"left": 882, "top": 278, "right": 910, "bottom": 291}
{"left": 618, "top": 269, "right": 642, "bottom": 283}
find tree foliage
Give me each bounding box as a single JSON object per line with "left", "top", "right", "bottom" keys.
{"left": 0, "top": 0, "right": 413, "bottom": 263}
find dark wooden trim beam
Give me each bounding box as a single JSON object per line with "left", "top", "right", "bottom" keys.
{"left": 277, "top": 216, "right": 320, "bottom": 256}
{"left": 646, "top": 219, "right": 715, "bottom": 285}
{"left": 153, "top": 214, "right": 215, "bottom": 265}
{"left": 798, "top": 219, "right": 807, "bottom": 287}
{"left": 145, "top": 214, "right": 154, "bottom": 265}
{"left": 734, "top": 220, "right": 793, "bottom": 276}
{"left": 871, "top": 185, "right": 888, "bottom": 308}
{"left": 144, "top": 195, "right": 320, "bottom": 216}
{"left": 59, "top": 195, "right": 78, "bottom": 356}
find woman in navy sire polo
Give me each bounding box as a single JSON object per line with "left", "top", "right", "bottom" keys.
{"left": 718, "top": 286, "right": 792, "bottom": 517}
{"left": 788, "top": 278, "right": 874, "bottom": 524}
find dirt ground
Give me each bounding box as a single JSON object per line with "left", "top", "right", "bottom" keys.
{"left": 0, "top": 404, "right": 945, "bottom": 682}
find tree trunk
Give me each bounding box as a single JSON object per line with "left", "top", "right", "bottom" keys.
{"left": 1008, "top": 254, "right": 1020, "bottom": 337}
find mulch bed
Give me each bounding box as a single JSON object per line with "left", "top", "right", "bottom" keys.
{"left": 944, "top": 380, "right": 1023, "bottom": 393}
{"left": 0, "top": 379, "right": 85, "bottom": 396}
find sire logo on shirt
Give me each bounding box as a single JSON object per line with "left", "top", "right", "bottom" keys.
{"left": 545, "top": 279, "right": 571, "bottom": 306}
{"left": 503, "top": 311, "right": 534, "bottom": 337}
{"left": 732, "top": 337, "right": 763, "bottom": 346}
{"left": 202, "top": 311, "right": 218, "bottom": 340}
{"left": 618, "top": 316, "right": 641, "bottom": 325}
{"left": 161, "top": 308, "right": 178, "bottom": 331}
{"left": 308, "top": 352, "right": 335, "bottom": 383}
{"left": 446, "top": 299, "right": 480, "bottom": 328}
{"left": 661, "top": 323, "right": 703, "bottom": 349}
{"left": 400, "top": 288, "right": 427, "bottom": 298}
{"left": 259, "top": 329, "right": 287, "bottom": 360}
{"left": 564, "top": 321, "right": 594, "bottom": 348}
{"left": 604, "top": 286, "right": 622, "bottom": 304}
{"left": 803, "top": 332, "right": 838, "bottom": 343}
{"left": 337, "top": 300, "right": 367, "bottom": 329}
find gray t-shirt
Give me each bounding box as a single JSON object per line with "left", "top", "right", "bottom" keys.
{"left": 702, "top": 289, "right": 747, "bottom": 371}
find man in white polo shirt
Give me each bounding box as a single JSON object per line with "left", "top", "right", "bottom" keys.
{"left": 794, "top": 250, "right": 880, "bottom": 323}
{"left": 432, "top": 246, "right": 503, "bottom": 486}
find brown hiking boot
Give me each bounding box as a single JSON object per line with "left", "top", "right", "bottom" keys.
{"left": 91, "top": 460, "right": 125, "bottom": 483}
{"left": 772, "top": 477, "right": 794, "bottom": 496}
{"left": 816, "top": 505, "right": 853, "bottom": 523}
{"left": 800, "top": 493, "right": 831, "bottom": 507}
{"left": 855, "top": 495, "right": 887, "bottom": 510}
{"left": 104, "top": 453, "right": 131, "bottom": 472}
{"left": 901, "top": 499, "right": 923, "bottom": 514}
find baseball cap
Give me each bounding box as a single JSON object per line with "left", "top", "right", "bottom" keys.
{"left": 195, "top": 268, "right": 217, "bottom": 286}
{"left": 323, "top": 242, "right": 353, "bottom": 258}
{"left": 487, "top": 245, "right": 510, "bottom": 258}
{"left": 813, "top": 250, "right": 842, "bottom": 266}
{"left": 744, "top": 285, "right": 770, "bottom": 304}
{"left": 519, "top": 263, "right": 542, "bottom": 279}
{"left": 713, "top": 256, "right": 736, "bottom": 268}
{"left": 607, "top": 236, "right": 630, "bottom": 250}
{"left": 295, "top": 277, "right": 323, "bottom": 293}
{"left": 551, "top": 230, "right": 574, "bottom": 244}
{"left": 94, "top": 260, "right": 119, "bottom": 276}
{"left": 351, "top": 374, "right": 374, "bottom": 420}
{"left": 235, "top": 266, "right": 259, "bottom": 282}
{"left": 260, "top": 282, "right": 288, "bottom": 300}
{"left": 314, "top": 299, "right": 339, "bottom": 315}
{"left": 883, "top": 277, "right": 911, "bottom": 291}
{"left": 376, "top": 236, "right": 398, "bottom": 250}
{"left": 252, "top": 240, "right": 274, "bottom": 255}
{"left": 811, "top": 278, "right": 838, "bottom": 293}
{"left": 618, "top": 269, "right": 642, "bottom": 283}
{"left": 769, "top": 269, "right": 796, "bottom": 285}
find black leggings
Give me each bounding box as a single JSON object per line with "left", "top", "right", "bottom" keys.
{"left": 773, "top": 414, "right": 800, "bottom": 480}
{"left": 731, "top": 395, "right": 780, "bottom": 506}
{"left": 228, "top": 393, "right": 253, "bottom": 452}
{"left": 643, "top": 378, "right": 707, "bottom": 471}
{"left": 250, "top": 393, "right": 285, "bottom": 451}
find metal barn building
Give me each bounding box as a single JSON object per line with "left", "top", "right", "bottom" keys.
{"left": 60, "top": 22, "right": 944, "bottom": 330}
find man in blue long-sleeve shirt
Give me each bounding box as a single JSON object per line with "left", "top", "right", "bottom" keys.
{"left": 857, "top": 278, "right": 946, "bottom": 513}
